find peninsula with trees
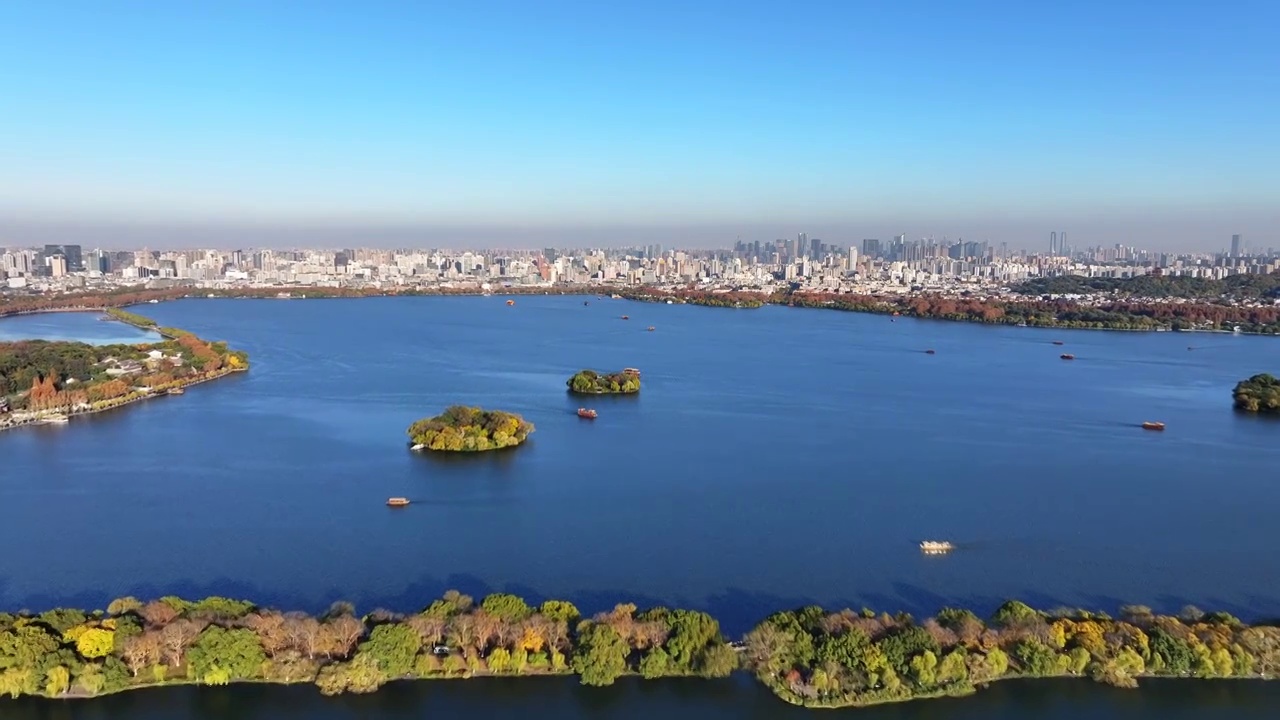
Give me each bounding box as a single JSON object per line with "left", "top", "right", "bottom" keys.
{"left": 566, "top": 369, "right": 641, "bottom": 395}
{"left": 0, "top": 307, "right": 249, "bottom": 431}
{"left": 407, "top": 406, "right": 534, "bottom": 452}
{"left": 1232, "top": 374, "right": 1280, "bottom": 414}
{"left": 0, "top": 594, "right": 1276, "bottom": 706}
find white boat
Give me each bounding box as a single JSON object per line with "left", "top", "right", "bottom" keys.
{"left": 43, "top": 414, "right": 70, "bottom": 425}
{"left": 410, "top": 443, "right": 425, "bottom": 451}
{"left": 919, "top": 540, "right": 954, "bottom": 554}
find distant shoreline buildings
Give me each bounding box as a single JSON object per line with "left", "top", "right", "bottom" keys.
{"left": 1, "top": 234, "right": 1276, "bottom": 298}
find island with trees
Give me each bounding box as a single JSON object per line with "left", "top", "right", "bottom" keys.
{"left": 1232, "top": 374, "right": 1280, "bottom": 414}
{"left": 0, "top": 308, "right": 250, "bottom": 431}
{"left": 566, "top": 369, "right": 641, "bottom": 395}
{"left": 407, "top": 406, "right": 534, "bottom": 452}
{"left": 0, "top": 594, "right": 1276, "bottom": 704}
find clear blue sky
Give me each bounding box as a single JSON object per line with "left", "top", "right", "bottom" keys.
{"left": 1, "top": 0, "right": 1277, "bottom": 249}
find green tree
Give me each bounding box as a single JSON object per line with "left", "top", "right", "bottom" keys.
{"left": 539, "top": 600, "right": 581, "bottom": 624}
{"left": 486, "top": 647, "right": 512, "bottom": 673}
{"left": 357, "top": 624, "right": 421, "bottom": 678}
{"left": 877, "top": 626, "right": 939, "bottom": 676}
{"left": 1150, "top": 628, "right": 1194, "bottom": 675}
{"left": 992, "top": 601, "right": 1040, "bottom": 627}
{"left": 572, "top": 623, "right": 629, "bottom": 686}
{"left": 1013, "top": 640, "right": 1059, "bottom": 676}
{"left": 639, "top": 646, "right": 674, "bottom": 679}
{"left": 480, "top": 594, "right": 533, "bottom": 622}
{"left": 909, "top": 650, "right": 938, "bottom": 687}
{"left": 43, "top": 665, "right": 69, "bottom": 697}
{"left": 936, "top": 649, "right": 968, "bottom": 685}
{"left": 186, "top": 626, "right": 266, "bottom": 683}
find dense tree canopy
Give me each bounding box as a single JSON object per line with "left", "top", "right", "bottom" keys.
{"left": 1014, "top": 273, "right": 1280, "bottom": 300}
{"left": 0, "top": 594, "right": 1276, "bottom": 705}
{"left": 406, "top": 406, "right": 534, "bottom": 452}
{"left": 1233, "top": 374, "right": 1280, "bottom": 414}
{"left": 566, "top": 369, "right": 640, "bottom": 395}
{"left": 743, "top": 601, "right": 1280, "bottom": 708}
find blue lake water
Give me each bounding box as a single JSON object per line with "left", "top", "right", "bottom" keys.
{"left": 1, "top": 296, "right": 1278, "bottom": 634}
{"left": 0, "top": 311, "right": 162, "bottom": 344}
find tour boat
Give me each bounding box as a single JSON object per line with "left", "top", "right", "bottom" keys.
{"left": 1060, "top": 354, "right": 1075, "bottom": 360}
{"left": 506, "top": 300, "right": 515, "bottom": 306}
{"left": 611, "top": 294, "right": 622, "bottom": 299}
{"left": 924, "top": 349, "right": 935, "bottom": 355}
{"left": 386, "top": 497, "right": 410, "bottom": 507}
{"left": 623, "top": 368, "right": 640, "bottom": 376}
{"left": 1052, "top": 341, "right": 1064, "bottom": 346}
{"left": 43, "top": 414, "right": 70, "bottom": 425}
{"left": 577, "top": 408, "right": 598, "bottom": 419}
{"left": 920, "top": 541, "right": 954, "bottom": 554}
{"left": 167, "top": 388, "right": 185, "bottom": 396}
{"left": 647, "top": 326, "right": 655, "bottom": 331}
{"left": 621, "top": 315, "right": 629, "bottom": 320}
{"left": 666, "top": 300, "right": 673, "bottom": 305}
{"left": 1141, "top": 421, "right": 1166, "bottom": 431}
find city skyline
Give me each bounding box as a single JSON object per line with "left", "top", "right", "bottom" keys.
{"left": 2, "top": 1, "right": 1278, "bottom": 251}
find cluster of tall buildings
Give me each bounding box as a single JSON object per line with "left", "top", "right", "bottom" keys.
{"left": 1, "top": 232, "right": 1277, "bottom": 297}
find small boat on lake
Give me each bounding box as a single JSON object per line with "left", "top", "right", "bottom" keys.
{"left": 646, "top": 326, "right": 655, "bottom": 332}
{"left": 920, "top": 540, "right": 954, "bottom": 554}
{"left": 1141, "top": 421, "right": 1166, "bottom": 431}
{"left": 1052, "top": 341, "right": 1064, "bottom": 346}
{"left": 623, "top": 368, "right": 640, "bottom": 376}
{"left": 387, "top": 497, "right": 410, "bottom": 507}
{"left": 621, "top": 315, "right": 629, "bottom": 320}
{"left": 924, "top": 349, "right": 935, "bottom": 355}
{"left": 167, "top": 388, "right": 185, "bottom": 396}
{"left": 584, "top": 301, "right": 589, "bottom": 306}
{"left": 43, "top": 414, "right": 70, "bottom": 425}
{"left": 1060, "top": 354, "right": 1075, "bottom": 360}
{"left": 506, "top": 300, "right": 515, "bottom": 306}
{"left": 577, "top": 408, "right": 598, "bottom": 419}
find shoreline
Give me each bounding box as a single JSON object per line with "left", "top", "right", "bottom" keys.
{"left": 3, "top": 285, "right": 1279, "bottom": 336}
{"left": 0, "top": 308, "right": 250, "bottom": 433}
{"left": 0, "top": 593, "right": 1275, "bottom": 707}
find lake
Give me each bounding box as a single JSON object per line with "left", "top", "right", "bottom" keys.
{"left": 0, "top": 311, "right": 162, "bottom": 344}
{"left": 2, "top": 295, "right": 1279, "bottom": 714}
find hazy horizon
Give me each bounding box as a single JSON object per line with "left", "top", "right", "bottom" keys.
{"left": 0, "top": 213, "right": 1272, "bottom": 253}
{"left": 2, "top": 1, "right": 1277, "bottom": 253}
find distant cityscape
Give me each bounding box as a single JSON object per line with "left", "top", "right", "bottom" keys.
{"left": 2, "top": 233, "right": 1277, "bottom": 299}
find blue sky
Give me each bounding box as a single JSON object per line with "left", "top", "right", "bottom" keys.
{"left": 1, "top": 0, "right": 1277, "bottom": 249}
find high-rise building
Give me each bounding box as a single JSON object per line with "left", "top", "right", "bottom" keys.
{"left": 1050, "top": 232, "right": 1058, "bottom": 255}
{"left": 1231, "top": 234, "right": 1243, "bottom": 257}
{"left": 862, "top": 238, "right": 881, "bottom": 257}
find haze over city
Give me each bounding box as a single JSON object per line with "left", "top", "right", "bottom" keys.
{"left": 1, "top": 0, "right": 1277, "bottom": 250}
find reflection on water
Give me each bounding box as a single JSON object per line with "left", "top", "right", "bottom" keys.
{"left": 7, "top": 676, "right": 1280, "bottom": 719}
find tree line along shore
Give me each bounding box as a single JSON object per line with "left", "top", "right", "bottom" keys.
{"left": 0, "top": 594, "right": 1276, "bottom": 707}
{"left": 3, "top": 273, "right": 1280, "bottom": 334}
{"left": 0, "top": 307, "right": 249, "bottom": 427}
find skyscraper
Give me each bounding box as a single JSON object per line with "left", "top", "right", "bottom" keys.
{"left": 1231, "top": 234, "right": 1243, "bottom": 257}
{"left": 1050, "top": 232, "right": 1058, "bottom": 255}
